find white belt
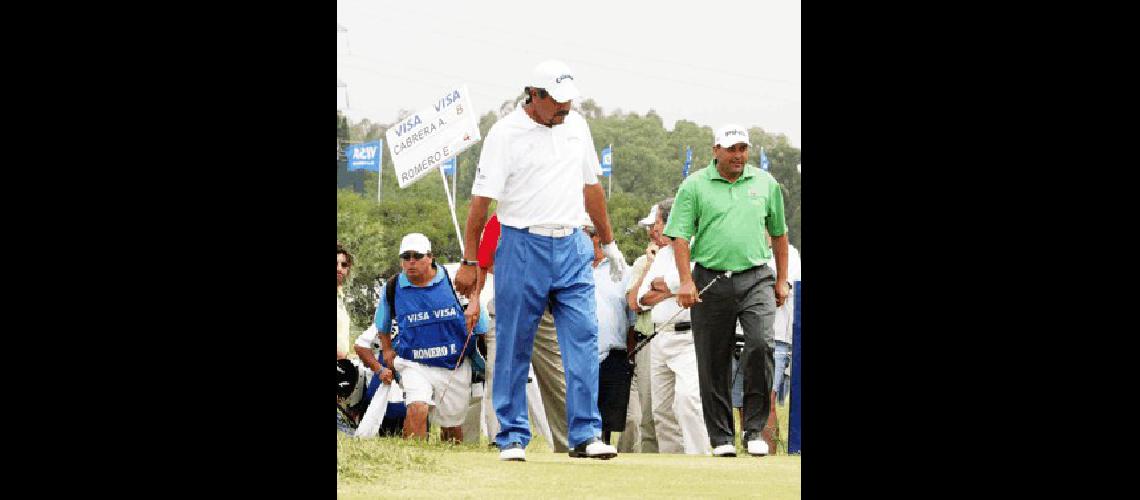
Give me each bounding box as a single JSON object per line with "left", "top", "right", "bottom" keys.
{"left": 527, "top": 224, "right": 576, "bottom": 238}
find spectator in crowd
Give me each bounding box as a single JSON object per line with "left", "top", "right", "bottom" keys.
{"left": 636, "top": 197, "right": 711, "bottom": 455}
{"left": 768, "top": 235, "right": 801, "bottom": 406}
{"left": 582, "top": 219, "right": 636, "bottom": 445}
{"left": 339, "top": 332, "right": 412, "bottom": 437}
{"left": 618, "top": 206, "right": 663, "bottom": 453}
{"left": 337, "top": 243, "right": 353, "bottom": 360}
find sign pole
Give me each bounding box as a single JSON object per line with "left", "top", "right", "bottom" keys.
{"left": 608, "top": 143, "right": 613, "bottom": 197}
{"left": 439, "top": 165, "right": 465, "bottom": 256}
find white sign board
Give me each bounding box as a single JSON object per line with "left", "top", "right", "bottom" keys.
{"left": 386, "top": 85, "right": 481, "bottom": 188}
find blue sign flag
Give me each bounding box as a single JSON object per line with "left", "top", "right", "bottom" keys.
{"left": 347, "top": 140, "right": 382, "bottom": 172}
{"left": 442, "top": 157, "right": 456, "bottom": 176}
{"left": 760, "top": 147, "right": 770, "bottom": 172}
{"left": 682, "top": 146, "right": 693, "bottom": 178}
{"left": 600, "top": 146, "right": 612, "bottom": 177}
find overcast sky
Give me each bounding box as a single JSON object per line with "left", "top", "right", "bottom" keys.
{"left": 337, "top": 0, "right": 800, "bottom": 148}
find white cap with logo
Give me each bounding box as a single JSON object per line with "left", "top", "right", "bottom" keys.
{"left": 530, "top": 59, "right": 581, "bottom": 103}
{"left": 638, "top": 204, "right": 659, "bottom": 227}
{"left": 714, "top": 124, "right": 750, "bottom": 148}
{"left": 398, "top": 233, "right": 432, "bottom": 255}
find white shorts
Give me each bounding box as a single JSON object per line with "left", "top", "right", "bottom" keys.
{"left": 394, "top": 356, "right": 471, "bottom": 427}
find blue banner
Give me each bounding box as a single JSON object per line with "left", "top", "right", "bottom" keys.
{"left": 600, "top": 146, "right": 612, "bottom": 177}
{"left": 682, "top": 146, "right": 693, "bottom": 178}
{"left": 789, "top": 280, "right": 801, "bottom": 454}
{"left": 442, "top": 157, "right": 455, "bottom": 176}
{"left": 760, "top": 147, "right": 770, "bottom": 172}
{"left": 346, "top": 140, "right": 382, "bottom": 172}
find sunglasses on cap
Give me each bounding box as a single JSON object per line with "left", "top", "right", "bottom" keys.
{"left": 400, "top": 251, "right": 429, "bottom": 261}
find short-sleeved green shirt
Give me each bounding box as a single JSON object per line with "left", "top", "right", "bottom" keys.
{"left": 664, "top": 161, "right": 787, "bottom": 272}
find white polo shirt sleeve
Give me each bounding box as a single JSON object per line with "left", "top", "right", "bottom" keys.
{"left": 355, "top": 323, "right": 379, "bottom": 349}
{"left": 471, "top": 126, "right": 509, "bottom": 199}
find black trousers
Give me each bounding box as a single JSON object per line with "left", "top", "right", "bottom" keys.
{"left": 597, "top": 348, "right": 633, "bottom": 433}
{"left": 691, "top": 264, "right": 776, "bottom": 446}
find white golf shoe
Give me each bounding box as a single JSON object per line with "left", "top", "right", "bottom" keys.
{"left": 568, "top": 437, "right": 617, "bottom": 459}
{"left": 499, "top": 442, "right": 526, "bottom": 461}
{"left": 712, "top": 444, "right": 737, "bottom": 457}
{"left": 747, "top": 439, "right": 769, "bottom": 457}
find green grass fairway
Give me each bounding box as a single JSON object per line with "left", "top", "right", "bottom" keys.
{"left": 337, "top": 434, "right": 800, "bottom": 499}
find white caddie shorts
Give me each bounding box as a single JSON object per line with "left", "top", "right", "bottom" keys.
{"left": 393, "top": 356, "right": 471, "bottom": 427}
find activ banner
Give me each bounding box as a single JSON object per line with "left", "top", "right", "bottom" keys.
{"left": 385, "top": 85, "right": 481, "bottom": 188}
{"left": 346, "top": 140, "right": 382, "bottom": 172}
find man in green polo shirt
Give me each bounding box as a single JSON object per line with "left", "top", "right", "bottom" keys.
{"left": 663, "top": 124, "right": 789, "bottom": 457}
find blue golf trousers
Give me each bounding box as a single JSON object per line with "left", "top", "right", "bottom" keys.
{"left": 493, "top": 225, "right": 602, "bottom": 449}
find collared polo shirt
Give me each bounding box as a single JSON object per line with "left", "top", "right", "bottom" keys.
{"left": 593, "top": 259, "right": 635, "bottom": 362}
{"left": 664, "top": 161, "right": 787, "bottom": 272}
{"left": 471, "top": 105, "right": 602, "bottom": 228}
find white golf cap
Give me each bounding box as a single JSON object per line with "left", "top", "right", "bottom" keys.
{"left": 398, "top": 233, "right": 432, "bottom": 255}
{"left": 714, "top": 124, "right": 750, "bottom": 148}
{"left": 638, "top": 204, "right": 659, "bottom": 227}
{"left": 530, "top": 59, "right": 581, "bottom": 103}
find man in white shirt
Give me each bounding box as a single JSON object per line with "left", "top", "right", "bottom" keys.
{"left": 454, "top": 60, "right": 626, "bottom": 462}
{"left": 583, "top": 220, "right": 636, "bottom": 446}
{"left": 635, "top": 197, "right": 712, "bottom": 455}
{"left": 768, "top": 238, "right": 801, "bottom": 406}
{"left": 618, "top": 206, "right": 663, "bottom": 453}
{"left": 337, "top": 243, "right": 353, "bottom": 360}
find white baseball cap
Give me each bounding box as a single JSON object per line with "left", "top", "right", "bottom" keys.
{"left": 398, "top": 233, "right": 432, "bottom": 255}
{"left": 530, "top": 59, "right": 581, "bottom": 103}
{"left": 638, "top": 205, "right": 659, "bottom": 227}
{"left": 714, "top": 124, "right": 750, "bottom": 148}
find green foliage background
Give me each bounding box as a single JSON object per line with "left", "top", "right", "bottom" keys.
{"left": 337, "top": 101, "right": 800, "bottom": 327}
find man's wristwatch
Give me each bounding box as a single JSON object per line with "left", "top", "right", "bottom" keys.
{"left": 461, "top": 259, "right": 478, "bottom": 266}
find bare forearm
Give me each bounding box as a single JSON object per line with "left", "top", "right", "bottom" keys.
{"left": 354, "top": 345, "right": 382, "bottom": 372}
{"left": 476, "top": 266, "right": 488, "bottom": 295}
{"left": 464, "top": 196, "right": 492, "bottom": 261}
{"left": 583, "top": 184, "right": 614, "bottom": 244}
{"left": 627, "top": 276, "right": 648, "bottom": 311}
{"left": 639, "top": 289, "right": 672, "bottom": 307}
{"left": 771, "top": 234, "right": 789, "bottom": 284}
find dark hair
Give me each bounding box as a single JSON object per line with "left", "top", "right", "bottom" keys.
{"left": 337, "top": 242, "right": 353, "bottom": 267}
{"left": 656, "top": 197, "right": 675, "bottom": 225}
{"left": 523, "top": 86, "right": 549, "bottom": 104}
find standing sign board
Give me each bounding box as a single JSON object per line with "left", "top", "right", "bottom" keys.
{"left": 385, "top": 85, "right": 481, "bottom": 188}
